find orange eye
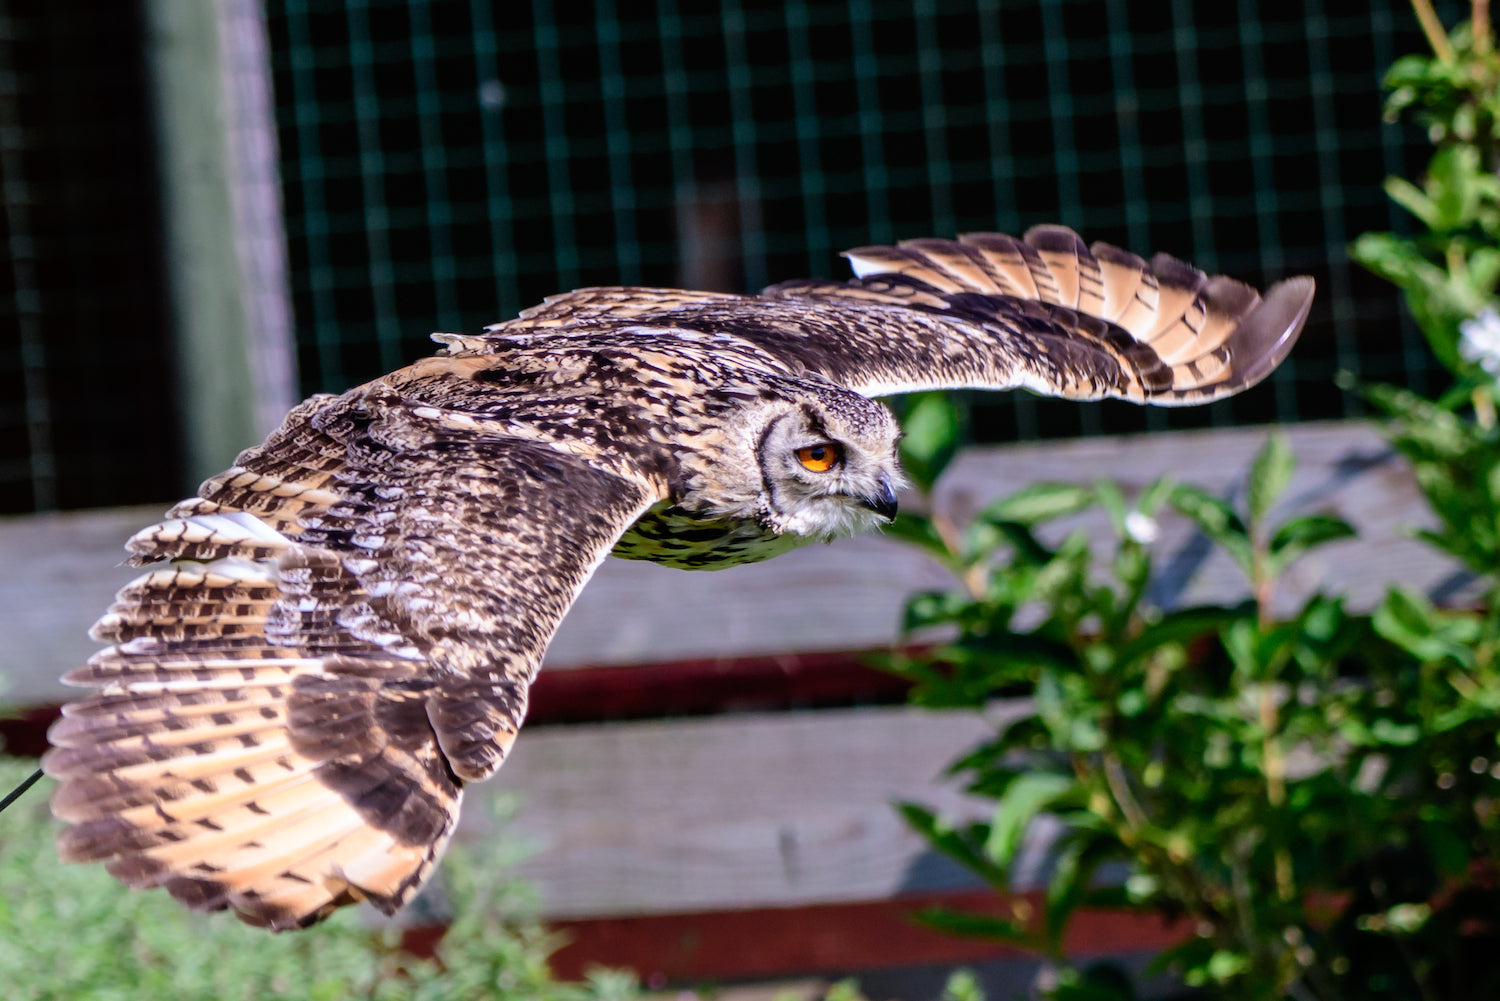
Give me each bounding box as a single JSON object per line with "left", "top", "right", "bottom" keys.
{"left": 795, "top": 443, "right": 843, "bottom": 472}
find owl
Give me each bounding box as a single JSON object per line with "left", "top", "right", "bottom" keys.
{"left": 43, "top": 226, "right": 1313, "bottom": 929}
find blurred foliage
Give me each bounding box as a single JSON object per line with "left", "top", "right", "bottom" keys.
{"left": 883, "top": 5, "right": 1500, "bottom": 998}
{"left": 887, "top": 426, "right": 1500, "bottom": 999}
{"left": 1351, "top": 2, "right": 1500, "bottom": 399}
{"left": 1350, "top": 0, "right": 1500, "bottom": 624}
{"left": 0, "top": 757, "right": 640, "bottom": 1001}
{"left": 1347, "top": 1, "right": 1500, "bottom": 595}
{"left": 798, "top": 971, "right": 986, "bottom": 1001}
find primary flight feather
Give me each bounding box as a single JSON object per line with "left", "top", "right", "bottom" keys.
{"left": 44, "top": 226, "right": 1313, "bottom": 929}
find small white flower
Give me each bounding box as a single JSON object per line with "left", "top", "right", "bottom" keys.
{"left": 1124, "top": 510, "right": 1159, "bottom": 544}
{"left": 1459, "top": 309, "right": 1500, "bottom": 376}
{"left": 478, "top": 79, "right": 508, "bottom": 110}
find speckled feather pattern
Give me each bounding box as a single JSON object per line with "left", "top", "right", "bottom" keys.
{"left": 45, "top": 227, "right": 1313, "bottom": 929}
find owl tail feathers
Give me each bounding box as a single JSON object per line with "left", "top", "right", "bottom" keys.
{"left": 841, "top": 225, "right": 1315, "bottom": 405}
{"left": 44, "top": 550, "right": 464, "bottom": 930}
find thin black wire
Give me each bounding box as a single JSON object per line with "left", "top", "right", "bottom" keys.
{"left": 0, "top": 767, "right": 43, "bottom": 815}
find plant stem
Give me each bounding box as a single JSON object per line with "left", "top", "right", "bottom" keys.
{"left": 1412, "top": 0, "right": 1456, "bottom": 62}
{"left": 1102, "top": 750, "right": 1150, "bottom": 834}
{"left": 1258, "top": 683, "right": 1295, "bottom": 906}
{"left": 1475, "top": 386, "right": 1497, "bottom": 429}
{"left": 1253, "top": 535, "right": 1295, "bottom": 905}
{"left": 1478, "top": 0, "right": 1493, "bottom": 54}
{"left": 931, "top": 509, "right": 988, "bottom": 600}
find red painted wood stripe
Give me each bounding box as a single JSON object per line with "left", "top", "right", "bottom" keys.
{"left": 0, "top": 705, "right": 59, "bottom": 757}
{"left": 1, "top": 649, "right": 915, "bottom": 754}
{"left": 543, "top": 889, "right": 1191, "bottom": 983}
{"left": 529, "top": 649, "right": 914, "bottom": 724}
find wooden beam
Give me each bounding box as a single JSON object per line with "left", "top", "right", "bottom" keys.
{"left": 144, "top": 0, "right": 296, "bottom": 488}
{"left": 0, "top": 421, "right": 1461, "bottom": 705}
{"left": 0, "top": 506, "right": 157, "bottom": 706}
{"left": 481, "top": 703, "right": 1046, "bottom": 919}
{"left": 544, "top": 888, "right": 1189, "bottom": 983}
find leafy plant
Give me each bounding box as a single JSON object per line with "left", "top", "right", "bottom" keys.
{"left": 0, "top": 756, "right": 640, "bottom": 1001}
{"left": 887, "top": 426, "right": 1500, "bottom": 999}
{"left": 1351, "top": 2, "right": 1500, "bottom": 386}
{"left": 882, "top": 5, "right": 1500, "bottom": 998}
{"left": 1347, "top": 1, "right": 1500, "bottom": 599}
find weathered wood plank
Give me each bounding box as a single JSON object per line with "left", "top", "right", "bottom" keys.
{"left": 0, "top": 507, "right": 161, "bottom": 706}
{"left": 548, "top": 418, "right": 1450, "bottom": 670}
{"left": 145, "top": 0, "right": 297, "bottom": 486}
{"left": 472, "top": 704, "right": 1027, "bottom": 918}
{"left": 0, "top": 420, "right": 1460, "bottom": 704}
{"left": 548, "top": 889, "right": 1184, "bottom": 984}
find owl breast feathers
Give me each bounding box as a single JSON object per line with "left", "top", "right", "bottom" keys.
{"left": 43, "top": 226, "right": 1313, "bottom": 929}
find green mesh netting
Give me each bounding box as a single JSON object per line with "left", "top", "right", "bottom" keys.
{"left": 0, "top": 0, "right": 178, "bottom": 515}
{"left": 266, "top": 0, "right": 1446, "bottom": 444}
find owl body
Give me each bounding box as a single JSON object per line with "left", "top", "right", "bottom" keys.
{"left": 393, "top": 321, "right": 904, "bottom": 569}
{"left": 45, "top": 227, "right": 1316, "bottom": 929}
{"left": 609, "top": 500, "right": 811, "bottom": 568}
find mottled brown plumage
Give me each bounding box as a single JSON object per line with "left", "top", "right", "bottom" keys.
{"left": 45, "top": 227, "right": 1314, "bottom": 929}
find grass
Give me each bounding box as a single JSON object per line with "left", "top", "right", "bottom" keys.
{"left": 0, "top": 756, "right": 640, "bottom": 1001}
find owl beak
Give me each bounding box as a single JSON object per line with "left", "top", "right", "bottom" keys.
{"left": 859, "top": 479, "right": 899, "bottom": 522}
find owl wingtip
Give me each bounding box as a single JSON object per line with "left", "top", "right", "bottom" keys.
{"left": 1236, "top": 274, "right": 1316, "bottom": 383}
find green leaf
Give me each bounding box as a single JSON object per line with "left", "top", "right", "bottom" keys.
{"left": 1135, "top": 476, "right": 1177, "bottom": 516}
{"left": 975, "top": 483, "right": 1096, "bottom": 527}
{"left": 1267, "top": 513, "right": 1357, "bottom": 573}
{"left": 939, "top": 969, "right": 988, "bottom": 1001}
{"left": 1205, "top": 949, "right": 1251, "bottom": 984}
{"left": 1248, "top": 433, "right": 1294, "bottom": 528}
{"left": 1471, "top": 246, "right": 1500, "bottom": 295}
{"left": 1429, "top": 144, "right": 1485, "bottom": 231}
{"left": 1373, "top": 587, "right": 1463, "bottom": 662}
{"left": 902, "top": 590, "right": 973, "bottom": 632}
{"left": 1093, "top": 479, "right": 1129, "bottom": 535}
{"left": 1384, "top": 175, "right": 1440, "bottom": 228}
{"left": 1043, "top": 835, "right": 1111, "bottom": 950}
{"left": 1168, "top": 484, "right": 1253, "bottom": 575}
{"left": 885, "top": 510, "right": 956, "bottom": 566}
{"left": 1047, "top": 963, "right": 1140, "bottom": 1001}
{"left": 985, "top": 772, "right": 1078, "bottom": 869}
{"left": 1369, "top": 718, "right": 1421, "bottom": 745}
{"left": 898, "top": 392, "right": 964, "bottom": 491}
{"left": 1425, "top": 819, "right": 1472, "bottom": 877}
{"left": 897, "top": 802, "right": 1008, "bottom": 886}
{"left": 986, "top": 520, "right": 1058, "bottom": 567}
{"left": 1113, "top": 605, "right": 1242, "bottom": 669}
{"left": 909, "top": 906, "right": 1037, "bottom": 947}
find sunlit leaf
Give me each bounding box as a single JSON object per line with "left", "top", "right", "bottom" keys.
{"left": 884, "top": 510, "right": 955, "bottom": 566}
{"left": 1267, "top": 514, "right": 1357, "bottom": 573}
{"left": 909, "top": 906, "right": 1037, "bottom": 946}
{"left": 897, "top": 803, "right": 1008, "bottom": 886}
{"left": 898, "top": 392, "right": 964, "bottom": 491}
{"left": 974, "top": 482, "right": 1096, "bottom": 527}
{"left": 1114, "top": 606, "right": 1241, "bottom": 668}
{"left": 1385, "top": 175, "right": 1439, "bottom": 228}
{"left": 984, "top": 772, "right": 1077, "bottom": 870}
{"left": 1168, "top": 484, "right": 1253, "bottom": 575}
{"left": 1248, "top": 433, "right": 1294, "bottom": 528}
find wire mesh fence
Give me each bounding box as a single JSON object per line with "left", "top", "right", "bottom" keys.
{"left": 0, "top": 1, "right": 1466, "bottom": 514}
{"left": 0, "top": 0, "right": 179, "bottom": 515}
{"left": 266, "top": 0, "right": 1450, "bottom": 446}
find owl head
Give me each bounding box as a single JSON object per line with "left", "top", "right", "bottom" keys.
{"left": 743, "top": 386, "right": 904, "bottom": 541}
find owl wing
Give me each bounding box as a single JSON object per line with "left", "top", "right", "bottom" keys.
{"left": 43, "top": 374, "right": 661, "bottom": 930}
{"left": 754, "top": 225, "right": 1315, "bottom": 405}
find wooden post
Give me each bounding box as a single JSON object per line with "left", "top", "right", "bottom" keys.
{"left": 143, "top": 0, "right": 296, "bottom": 488}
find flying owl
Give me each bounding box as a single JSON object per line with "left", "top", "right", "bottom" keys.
{"left": 43, "top": 226, "right": 1313, "bottom": 930}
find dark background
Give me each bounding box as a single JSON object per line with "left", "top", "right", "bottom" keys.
{"left": 0, "top": 0, "right": 1457, "bottom": 515}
